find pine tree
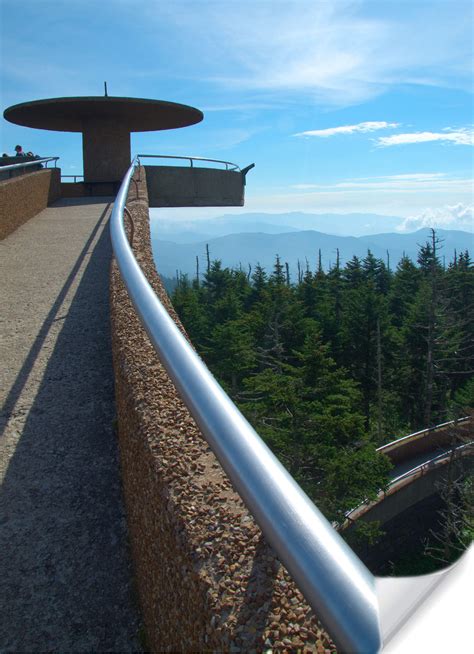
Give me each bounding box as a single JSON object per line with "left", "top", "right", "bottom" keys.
{"left": 171, "top": 244, "right": 471, "bottom": 526}
{"left": 388, "top": 255, "right": 421, "bottom": 328}
{"left": 240, "top": 323, "right": 390, "bottom": 522}
{"left": 207, "top": 318, "right": 256, "bottom": 394}
{"left": 340, "top": 263, "right": 389, "bottom": 431}
{"left": 445, "top": 251, "right": 474, "bottom": 399}
{"left": 343, "top": 255, "right": 364, "bottom": 287}
{"left": 171, "top": 273, "right": 208, "bottom": 347}
{"left": 399, "top": 230, "right": 471, "bottom": 427}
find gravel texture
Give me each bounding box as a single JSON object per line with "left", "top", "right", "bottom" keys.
{"left": 0, "top": 198, "right": 142, "bottom": 652}
{"left": 0, "top": 168, "right": 61, "bottom": 240}
{"left": 110, "top": 169, "right": 336, "bottom": 653}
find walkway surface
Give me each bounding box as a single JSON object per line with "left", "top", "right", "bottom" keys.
{"left": 0, "top": 199, "right": 142, "bottom": 652}
{"left": 389, "top": 446, "right": 461, "bottom": 480}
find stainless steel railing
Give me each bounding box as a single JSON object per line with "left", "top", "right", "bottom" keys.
{"left": 345, "top": 440, "right": 473, "bottom": 524}
{"left": 61, "top": 174, "right": 84, "bottom": 183}
{"left": 378, "top": 416, "right": 470, "bottom": 456}
{"left": 0, "top": 156, "right": 59, "bottom": 177}
{"left": 111, "top": 159, "right": 472, "bottom": 653}
{"left": 137, "top": 153, "right": 240, "bottom": 171}
{"left": 111, "top": 159, "right": 381, "bottom": 653}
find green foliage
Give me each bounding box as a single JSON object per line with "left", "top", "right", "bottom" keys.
{"left": 453, "top": 379, "right": 474, "bottom": 411}
{"left": 344, "top": 520, "right": 385, "bottom": 550}
{"left": 170, "top": 234, "right": 473, "bottom": 524}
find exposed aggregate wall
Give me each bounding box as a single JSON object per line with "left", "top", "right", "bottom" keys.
{"left": 0, "top": 168, "right": 61, "bottom": 240}
{"left": 109, "top": 167, "right": 335, "bottom": 653}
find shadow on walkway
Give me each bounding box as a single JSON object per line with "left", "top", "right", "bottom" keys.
{"left": 0, "top": 214, "right": 142, "bottom": 652}
{"left": 0, "top": 205, "right": 110, "bottom": 438}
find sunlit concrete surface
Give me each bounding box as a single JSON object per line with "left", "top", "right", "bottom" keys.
{"left": 0, "top": 198, "right": 142, "bottom": 652}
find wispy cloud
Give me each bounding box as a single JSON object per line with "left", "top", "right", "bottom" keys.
{"left": 377, "top": 128, "right": 474, "bottom": 147}
{"left": 371, "top": 173, "right": 446, "bottom": 181}
{"left": 142, "top": 1, "right": 473, "bottom": 106}
{"left": 240, "top": 188, "right": 474, "bottom": 221}
{"left": 200, "top": 102, "right": 280, "bottom": 113}
{"left": 295, "top": 121, "right": 399, "bottom": 138}
{"left": 290, "top": 174, "right": 470, "bottom": 192}
{"left": 5, "top": 2, "right": 471, "bottom": 112}
{"left": 398, "top": 203, "right": 473, "bottom": 232}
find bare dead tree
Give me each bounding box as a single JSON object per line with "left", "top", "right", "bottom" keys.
{"left": 424, "top": 414, "right": 474, "bottom": 564}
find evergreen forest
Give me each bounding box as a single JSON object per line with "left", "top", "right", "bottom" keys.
{"left": 170, "top": 230, "right": 474, "bottom": 525}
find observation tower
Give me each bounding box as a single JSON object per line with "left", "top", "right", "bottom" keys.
{"left": 4, "top": 94, "right": 203, "bottom": 185}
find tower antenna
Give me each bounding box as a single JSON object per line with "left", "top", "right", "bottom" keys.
{"left": 104, "top": 81, "right": 108, "bottom": 97}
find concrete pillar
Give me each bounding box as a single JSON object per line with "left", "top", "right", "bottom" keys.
{"left": 82, "top": 120, "right": 131, "bottom": 183}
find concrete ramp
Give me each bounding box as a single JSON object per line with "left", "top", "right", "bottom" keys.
{"left": 0, "top": 198, "right": 141, "bottom": 651}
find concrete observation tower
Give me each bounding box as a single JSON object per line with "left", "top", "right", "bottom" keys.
{"left": 4, "top": 94, "right": 202, "bottom": 184}
{"left": 4, "top": 91, "right": 253, "bottom": 205}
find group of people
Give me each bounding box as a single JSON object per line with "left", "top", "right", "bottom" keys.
{"left": 2, "top": 145, "right": 37, "bottom": 157}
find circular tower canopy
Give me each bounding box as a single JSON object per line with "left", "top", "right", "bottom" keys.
{"left": 3, "top": 96, "right": 203, "bottom": 132}
{"left": 4, "top": 96, "right": 203, "bottom": 183}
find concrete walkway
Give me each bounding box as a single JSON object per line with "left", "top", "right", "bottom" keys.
{"left": 0, "top": 199, "right": 142, "bottom": 652}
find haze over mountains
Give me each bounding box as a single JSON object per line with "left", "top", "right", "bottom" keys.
{"left": 149, "top": 212, "right": 473, "bottom": 280}
{"left": 151, "top": 211, "right": 406, "bottom": 242}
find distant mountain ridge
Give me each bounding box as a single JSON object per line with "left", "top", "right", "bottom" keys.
{"left": 152, "top": 228, "right": 473, "bottom": 279}
{"left": 150, "top": 211, "right": 407, "bottom": 241}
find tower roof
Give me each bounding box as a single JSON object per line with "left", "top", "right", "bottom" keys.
{"left": 3, "top": 96, "right": 203, "bottom": 132}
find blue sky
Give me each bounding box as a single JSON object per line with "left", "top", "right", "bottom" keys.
{"left": 1, "top": 0, "right": 473, "bottom": 232}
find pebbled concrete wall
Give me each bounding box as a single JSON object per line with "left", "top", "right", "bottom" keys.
{"left": 61, "top": 181, "right": 120, "bottom": 198}
{"left": 109, "top": 167, "right": 335, "bottom": 653}
{"left": 0, "top": 157, "right": 43, "bottom": 181}
{"left": 145, "top": 165, "right": 245, "bottom": 207}
{"left": 0, "top": 168, "right": 61, "bottom": 240}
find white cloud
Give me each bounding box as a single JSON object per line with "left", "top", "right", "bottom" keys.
{"left": 290, "top": 174, "right": 470, "bottom": 193}
{"left": 200, "top": 102, "right": 279, "bottom": 113}
{"left": 398, "top": 203, "right": 474, "bottom": 232}
{"left": 142, "top": 1, "right": 472, "bottom": 106}
{"left": 372, "top": 173, "right": 446, "bottom": 181}
{"left": 264, "top": 175, "right": 473, "bottom": 221}
{"left": 149, "top": 196, "right": 474, "bottom": 227}
{"left": 295, "top": 121, "right": 399, "bottom": 138}
{"left": 377, "top": 128, "right": 474, "bottom": 147}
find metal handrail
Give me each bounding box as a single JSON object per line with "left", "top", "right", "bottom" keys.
{"left": 111, "top": 160, "right": 472, "bottom": 652}
{"left": 137, "top": 153, "right": 240, "bottom": 171}
{"left": 378, "top": 417, "right": 470, "bottom": 455}
{"left": 61, "top": 174, "right": 84, "bottom": 183}
{"left": 344, "top": 441, "right": 474, "bottom": 524}
{"left": 389, "top": 441, "right": 473, "bottom": 485}
{"left": 110, "top": 159, "right": 381, "bottom": 653}
{"left": 0, "top": 157, "right": 59, "bottom": 174}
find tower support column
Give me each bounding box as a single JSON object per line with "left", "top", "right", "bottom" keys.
{"left": 82, "top": 120, "right": 131, "bottom": 183}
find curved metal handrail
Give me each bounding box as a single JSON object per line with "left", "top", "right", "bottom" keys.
{"left": 110, "top": 159, "right": 381, "bottom": 654}
{"left": 344, "top": 441, "right": 474, "bottom": 525}
{"left": 0, "top": 157, "right": 59, "bottom": 173}
{"left": 378, "top": 417, "right": 470, "bottom": 456}
{"left": 137, "top": 153, "right": 240, "bottom": 171}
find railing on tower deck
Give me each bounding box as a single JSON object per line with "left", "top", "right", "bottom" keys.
{"left": 110, "top": 157, "right": 472, "bottom": 654}
{"left": 137, "top": 153, "right": 241, "bottom": 171}
{"left": 61, "top": 174, "right": 84, "bottom": 183}
{"left": 0, "top": 157, "right": 59, "bottom": 178}
{"left": 137, "top": 153, "right": 254, "bottom": 208}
